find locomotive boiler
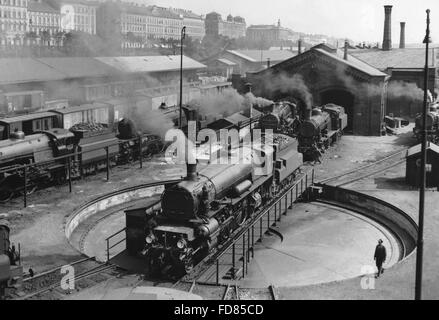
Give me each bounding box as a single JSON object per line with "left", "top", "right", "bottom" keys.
{"left": 258, "top": 101, "right": 297, "bottom": 135}
{"left": 298, "top": 104, "right": 347, "bottom": 160}
{"left": 413, "top": 104, "right": 439, "bottom": 143}
{"left": 125, "top": 133, "right": 303, "bottom": 277}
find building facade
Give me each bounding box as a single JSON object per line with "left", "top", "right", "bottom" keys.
{"left": 245, "top": 44, "right": 389, "bottom": 136}
{"left": 145, "top": 5, "right": 183, "bottom": 40}
{"left": 28, "top": 0, "right": 61, "bottom": 44}
{"left": 170, "top": 8, "right": 204, "bottom": 41}
{"left": 205, "top": 12, "right": 245, "bottom": 39}
{"left": 246, "top": 20, "right": 293, "bottom": 44}
{"left": 0, "top": 0, "right": 28, "bottom": 45}
{"left": 47, "top": 0, "right": 97, "bottom": 35}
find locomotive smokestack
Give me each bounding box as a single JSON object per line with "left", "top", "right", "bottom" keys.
{"left": 184, "top": 106, "right": 198, "bottom": 181}
{"left": 186, "top": 163, "right": 197, "bottom": 181}
{"left": 382, "top": 5, "right": 393, "bottom": 51}
{"left": 399, "top": 22, "right": 406, "bottom": 49}
{"left": 298, "top": 38, "right": 302, "bottom": 54}
{"left": 267, "top": 58, "right": 271, "bottom": 68}
{"left": 344, "top": 40, "right": 349, "bottom": 60}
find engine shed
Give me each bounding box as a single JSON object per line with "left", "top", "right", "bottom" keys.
{"left": 244, "top": 43, "right": 390, "bottom": 136}
{"left": 406, "top": 142, "right": 439, "bottom": 189}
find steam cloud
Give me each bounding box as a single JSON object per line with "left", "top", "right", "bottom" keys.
{"left": 258, "top": 72, "right": 313, "bottom": 110}
{"left": 188, "top": 88, "right": 273, "bottom": 118}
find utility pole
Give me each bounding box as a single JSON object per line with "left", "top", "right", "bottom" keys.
{"left": 415, "top": 8, "right": 431, "bottom": 301}
{"left": 179, "top": 26, "right": 186, "bottom": 130}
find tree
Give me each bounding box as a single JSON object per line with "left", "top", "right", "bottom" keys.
{"left": 40, "top": 30, "right": 50, "bottom": 47}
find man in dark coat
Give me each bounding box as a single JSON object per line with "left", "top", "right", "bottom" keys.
{"left": 374, "top": 239, "right": 387, "bottom": 278}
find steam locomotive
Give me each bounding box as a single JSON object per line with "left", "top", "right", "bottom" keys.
{"left": 0, "top": 221, "right": 21, "bottom": 300}
{"left": 257, "top": 101, "right": 299, "bottom": 136}
{"left": 0, "top": 120, "right": 162, "bottom": 202}
{"left": 257, "top": 102, "right": 347, "bottom": 161}
{"left": 413, "top": 103, "right": 439, "bottom": 143}
{"left": 125, "top": 132, "right": 303, "bottom": 277}
{"left": 297, "top": 104, "right": 348, "bottom": 160}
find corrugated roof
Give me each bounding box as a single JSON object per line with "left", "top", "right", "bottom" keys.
{"left": 351, "top": 48, "right": 436, "bottom": 70}
{"left": 407, "top": 142, "right": 439, "bottom": 157}
{"left": 36, "top": 57, "right": 121, "bottom": 79}
{"left": 95, "top": 56, "right": 206, "bottom": 73}
{"left": 0, "top": 112, "right": 57, "bottom": 124}
{"left": 0, "top": 58, "right": 66, "bottom": 85}
{"left": 226, "top": 50, "right": 296, "bottom": 63}
{"left": 51, "top": 102, "right": 111, "bottom": 114}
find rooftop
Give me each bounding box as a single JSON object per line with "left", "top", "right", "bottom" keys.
{"left": 226, "top": 50, "right": 296, "bottom": 63}
{"left": 28, "top": 0, "right": 58, "bottom": 13}
{"left": 253, "top": 44, "right": 388, "bottom": 78}
{"left": 216, "top": 58, "right": 237, "bottom": 66}
{"left": 407, "top": 142, "right": 439, "bottom": 157}
{"left": 351, "top": 48, "right": 437, "bottom": 70}
{"left": 94, "top": 55, "right": 206, "bottom": 73}
{"left": 0, "top": 56, "right": 206, "bottom": 85}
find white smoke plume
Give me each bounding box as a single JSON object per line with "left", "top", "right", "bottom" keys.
{"left": 188, "top": 88, "right": 273, "bottom": 118}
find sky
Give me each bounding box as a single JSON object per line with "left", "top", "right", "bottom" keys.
{"left": 141, "top": 0, "right": 439, "bottom": 45}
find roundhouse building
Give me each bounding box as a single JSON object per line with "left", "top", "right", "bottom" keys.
{"left": 245, "top": 43, "right": 389, "bottom": 136}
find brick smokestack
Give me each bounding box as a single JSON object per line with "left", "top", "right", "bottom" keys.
{"left": 382, "top": 5, "right": 393, "bottom": 51}
{"left": 399, "top": 22, "right": 406, "bottom": 49}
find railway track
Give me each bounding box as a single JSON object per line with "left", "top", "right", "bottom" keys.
{"left": 9, "top": 257, "right": 122, "bottom": 300}
{"left": 318, "top": 149, "right": 407, "bottom": 187}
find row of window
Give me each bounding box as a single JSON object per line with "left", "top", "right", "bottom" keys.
{"left": 122, "top": 14, "right": 147, "bottom": 24}
{"left": 75, "top": 5, "right": 95, "bottom": 15}
{"left": 30, "top": 15, "right": 59, "bottom": 26}
{"left": 147, "top": 16, "right": 182, "bottom": 26}
{"left": 0, "top": 22, "right": 25, "bottom": 31}
{"left": 0, "top": 0, "right": 26, "bottom": 7}
{"left": 0, "top": 8, "right": 26, "bottom": 19}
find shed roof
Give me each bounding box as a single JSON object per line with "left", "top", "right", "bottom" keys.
{"left": 351, "top": 48, "right": 436, "bottom": 70}
{"left": 0, "top": 58, "right": 66, "bottom": 85}
{"left": 0, "top": 112, "right": 57, "bottom": 124}
{"left": 253, "top": 44, "right": 388, "bottom": 78}
{"left": 226, "top": 50, "right": 295, "bottom": 63}
{"left": 51, "top": 102, "right": 112, "bottom": 114}
{"left": 314, "top": 47, "right": 388, "bottom": 77}
{"left": 407, "top": 142, "right": 439, "bottom": 158}
{"left": 216, "top": 58, "right": 237, "bottom": 66}
{"left": 36, "top": 57, "right": 121, "bottom": 79}
{"left": 95, "top": 56, "right": 206, "bottom": 73}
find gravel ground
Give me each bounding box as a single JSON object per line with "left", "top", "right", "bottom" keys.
{"left": 0, "top": 157, "right": 185, "bottom": 274}
{"left": 3, "top": 125, "right": 429, "bottom": 299}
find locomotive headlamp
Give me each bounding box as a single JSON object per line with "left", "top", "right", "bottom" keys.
{"left": 145, "top": 234, "right": 156, "bottom": 244}
{"left": 176, "top": 238, "right": 187, "bottom": 249}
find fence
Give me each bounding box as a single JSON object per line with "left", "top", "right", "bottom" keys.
{"left": 207, "top": 168, "right": 315, "bottom": 285}
{"left": 0, "top": 135, "right": 149, "bottom": 208}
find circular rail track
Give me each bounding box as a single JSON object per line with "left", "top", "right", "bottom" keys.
{"left": 318, "top": 150, "right": 407, "bottom": 187}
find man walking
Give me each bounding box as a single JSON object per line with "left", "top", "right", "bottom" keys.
{"left": 374, "top": 239, "right": 387, "bottom": 278}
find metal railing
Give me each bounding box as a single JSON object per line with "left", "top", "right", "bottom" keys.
{"left": 0, "top": 134, "right": 158, "bottom": 207}
{"left": 208, "top": 168, "right": 315, "bottom": 285}
{"left": 104, "top": 199, "right": 162, "bottom": 263}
